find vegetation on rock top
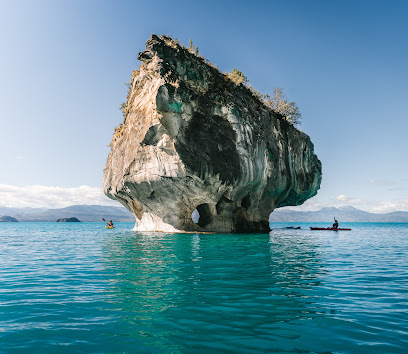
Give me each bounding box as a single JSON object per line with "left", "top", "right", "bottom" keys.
{"left": 115, "top": 34, "right": 302, "bottom": 141}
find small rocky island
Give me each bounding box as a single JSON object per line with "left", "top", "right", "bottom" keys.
{"left": 56, "top": 217, "right": 81, "bottom": 222}
{"left": 103, "top": 34, "right": 322, "bottom": 233}
{"left": 0, "top": 216, "right": 19, "bottom": 222}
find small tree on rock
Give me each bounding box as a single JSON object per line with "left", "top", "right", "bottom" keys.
{"left": 227, "top": 68, "right": 248, "bottom": 85}
{"left": 120, "top": 102, "right": 127, "bottom": 117}
{"left": 263, "top": 88, "right": 301, "bottom": 126}
{"left": 188, "top": 38, "right": 199, "bottom": 55}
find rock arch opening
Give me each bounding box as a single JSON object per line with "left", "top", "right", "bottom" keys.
{"left": 191, "top": 209, "right": 199, "bottom": 224}
{"left": 191, "top": 203, "right": 217, "bottom": 228}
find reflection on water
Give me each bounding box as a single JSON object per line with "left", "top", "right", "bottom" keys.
{"left": 1, "top": 223, "right": 407, "bottom": 352}
{"left": 101, "top": 231, "right": 328, "bottom": 352}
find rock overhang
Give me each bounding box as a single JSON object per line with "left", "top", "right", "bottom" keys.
{"left": 103, "top": 34, "right": 322, "bottom": 233}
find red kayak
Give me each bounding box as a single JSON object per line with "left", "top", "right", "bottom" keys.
{"left": 310, "top": 227, "right": 351, "bottom": 231}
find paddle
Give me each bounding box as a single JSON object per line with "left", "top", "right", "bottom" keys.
{"left": 103, "top": 218, "right": 115, "bottom": 228}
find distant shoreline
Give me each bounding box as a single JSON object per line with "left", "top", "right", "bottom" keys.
{"left": 1, "top": 205, "right": 408, "bottom": 223}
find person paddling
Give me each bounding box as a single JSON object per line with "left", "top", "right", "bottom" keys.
{"left": 102, "top": 218, "right": 114, "bottom": 227}
{"left": 332, "top": 217, "right": 339, "bottom": 229}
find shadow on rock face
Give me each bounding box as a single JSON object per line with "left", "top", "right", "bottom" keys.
{"left": 175, "top": 113, "right": 240, "bottom": 184}
{"left": 103, "top": 35, "right": 322, "bottom": 233}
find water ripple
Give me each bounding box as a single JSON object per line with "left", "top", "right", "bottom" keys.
{"left": 0, "top": 222, "right": 407, "bottom": 352}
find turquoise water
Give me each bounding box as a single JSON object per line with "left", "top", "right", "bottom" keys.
{"left": 1, "top": 222, "right": 407, "bottom": 353}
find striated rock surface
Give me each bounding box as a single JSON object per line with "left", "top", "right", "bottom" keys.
{"left": 103, "top": 35, "right": 322, "bottom": 233}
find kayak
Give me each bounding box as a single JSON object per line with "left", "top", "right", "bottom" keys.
{"left": 310, "top": 227, "right": 351, "bottom": 231}
{"left": 105, "top": 226, "right": 115, "bottom": 229}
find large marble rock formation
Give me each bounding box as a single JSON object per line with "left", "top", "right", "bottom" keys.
{"left": 103, "top": 35, "right": 322, "bottom": 233}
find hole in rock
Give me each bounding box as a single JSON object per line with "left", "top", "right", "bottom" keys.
{"left": 195, "top": 203, "right": 216, "bottom": 228}
{"left": 191, "top": 209, "right": 199, "bottom": 224}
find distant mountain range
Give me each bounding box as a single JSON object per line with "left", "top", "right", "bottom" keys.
{"left": 0, "top": 205, "right": 134, "bottom": 222}
{"left": 1, "top": 205, "right": 407, "bottom": 223}
{"left": 269, "top": 206, "right": 408, "bottom": 223}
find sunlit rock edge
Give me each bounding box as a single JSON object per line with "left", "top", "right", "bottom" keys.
{"left": 103, "top": 34, "right": 322, "bottom": 233}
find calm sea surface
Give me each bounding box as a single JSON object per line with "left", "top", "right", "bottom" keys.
{"left": 0, "top": 222, "right": 407, "bottom": 353}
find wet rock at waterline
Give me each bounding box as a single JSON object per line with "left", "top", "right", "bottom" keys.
{"left": 103, "top": 34, "right": 322, "bottom": 233}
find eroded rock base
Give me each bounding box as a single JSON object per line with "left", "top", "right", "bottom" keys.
{"left": 103, "top": 35, "right": 322, "bottom": 234}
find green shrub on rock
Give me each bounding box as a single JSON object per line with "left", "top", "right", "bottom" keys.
{"left": 227, "top": 68, "right": 248, "bottom": 85}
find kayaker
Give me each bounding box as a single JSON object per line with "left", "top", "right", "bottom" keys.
{"left": 332, "top": 217, "right": 339, "bottom": 229}
{"left": 108, "top": 220, "right": 114, "bottom": 227}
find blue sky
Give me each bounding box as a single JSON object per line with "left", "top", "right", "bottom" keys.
{"left": 0, "top": 0, "right": 407, "bottom": 212}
